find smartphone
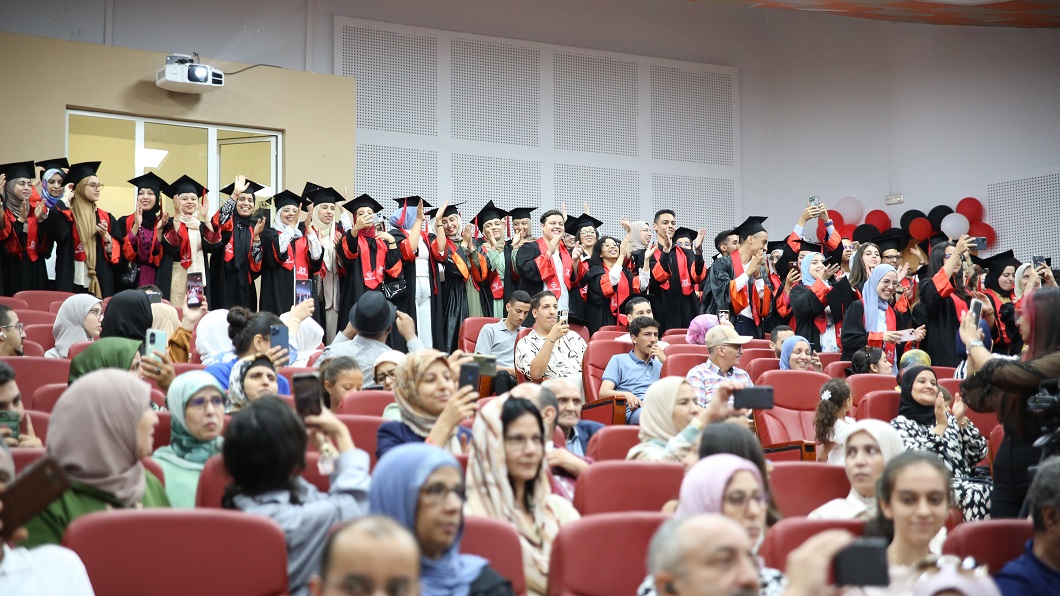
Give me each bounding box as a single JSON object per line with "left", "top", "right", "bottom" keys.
{"left": 969, "top": 298, "right": 984, "bottom": 325}
{"left": 1032, "top": 255, "right": 1048, "bottom": 270}
{"left": 186, "top": 272, "right": 204, "bottom": 308}
{"left": 142, "top": 329, "right": 167, "bottom": 362}
{"left": 0, "top": 410, "right": 19, "bottom": 437}
{"left": 808, "top": 195, "right": 821, "bottom": 207}
{"left": 292, "top": 373, "right": 323, "bottom": 418}
{"left": 146, "top": 291, "right": 163, "bottom": 304}
{"left": 968, "top": 236, "right": 988, "bottom": 250}
{"left": 731, "top": 387, "right": 774, "bottom": 410}
{"left": 559, "top": 310, "right": 569, "bottom": 325}
{"left": 459, "top": 362, "right": 480, "bottom": 391}
{"left": 787, "top": 261, "right": 799, "bottom": 274}
{"left": 718, "top": 310, "right": 730, "bottom": 325}
{"left": 270, "top": 325, "right": 289, "bottom": 352}
{"left": 471, "top": 353, "right": 497, "bottom": 378}
{"left": 0, "top": 457, "right": 70, "bottom": 540}
{"left": 295, "top": 279, "right": 313, "bottom": 305}
{"left": 823, "top": 255, "right": 836, "bottom": 267}
{"left": 833, "top": 537, "right": 890, "bottom": 587}
{"left": 895, "top": 328, "right": 918, "bottom": 343}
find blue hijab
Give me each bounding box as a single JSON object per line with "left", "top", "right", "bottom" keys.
{"left": 369, "top": 443, "right": 487, "bottom": 596}
{"left": 863, "top": 263, "right": 897, "bottom": 333}
{"left": 800, "top": 252, "right": 827, "bottom": 287}
{"left": 779, "top": 335, "right": 811, "bottom": 370}
{"left": 40, "top": 168, "right": 66, "bottom": 208}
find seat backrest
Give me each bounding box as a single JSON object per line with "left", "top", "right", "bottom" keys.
{"left": 23, "top": 323, "right": 55, "bottom": 351}
{"left": 660, "top": 353, "right": 708, "bottom": 378}
{"left": 933, "top": 366, "right": 958, "bottom": 379}
{"left": 582, "top": 340, "right": 631, "bottom": 402}
{"left": 21, "top": 340, "right": 44, "bottom": 357}
{"left": 663, "top": 335, "right": 688, "bottom": 345}
{"left": 746, "top": 358, "right": 780, "bottom": 383}
{"left": 744, "top": 338, "right": 772, "bottom": 350}
{"left": 824, "top": 360, "right": 852, "bottom": 379}
{"left": 817, "top": 352, "right": 843, "bottom": 367}
{"left": 11, "top": 446, "right": 46, "bottom": 474}
{"left": 856, "top": 390, "right": 901, "bottom": 422}
{"left": 570, "top": 323, "right": 590, "bottom": 344}
{"left": 29, "top": 383, "right": 67, "bottom": 413}
{"left": 0, "top": 296, "right": 29, "bottom": 310}
{"left": 277, "top": 366, "right": 315, "bottom": 388}
{"left": 754, "top": 370, "right": 831, "bottom": 446}
{"left": 597, "top": 325, "right": 622, "bottom": 332}
{"left": 989, "top": 424, "right": 1004, "bottom": 470}
{"left": 2, "top": 358, "right": 70, "bottom": 408}
{"left": 63, "top": 509, "right": 288, "bottom": 596}
{"left": 942, "top": 519, "right": 1034, "bottom": 574}
{"left": 67, "top": 340, "right": 92, "bottom": 359}
{"left": 847, "top": 373, "right": 898, "bottom": 407}
{"left": 937, "top": 377, "right": 997, "bottom": 432}
{"left": 769, "top": 462, "right": 851, "bottom": 517}
{"left": 759, "top": 518, "right": 866, "bottom": 569}
{"left": 13, "top": 310, "right": 57, "bottom": 326}
{"left": 462, "top": 516, "right": 527, "bottom": 596}
{"left": 22, "top": 410, "right": 49, "bottom": 445}
{"left": 585, "top": 426, "right": 641, "bottom": 461}
{"left": 573, "top": 460, "right": 683, "bottom": 515}
{"left": 514, "top": 328, "right": 532, "bottom": 383}
{"left": 548, "top": 512, "right": 669, "bottom": 596}
{"left": 142, "top": 456, "right": 166, "bottom": 486}
{"left": 338, "top": 390, "right": 396, "bottom": 417}
{"left": 14, "top": 290, "right": 76, "bottom": 307}
{"left": 152, "top": 411, "right": 172, "bottom": 451}
{"left": 661, "top": 327, "right": 688, "bottom": 338}
{"left": 48, "top": 300, "right": 65, "bottom": 313}
{"left": 590, "top": 330, "right": 626, "bottom": 342}
{"left": 662, "top": 344, "right": 710, "bottom": 357}
{"left": 738, "top": 348, "right": 776, "bottom": 369}
{"left": 459, "top": 316, "right": 500, "bottom": 353}
{"left": 336, "top": 414, "right": 386, "bottom": 469}
{"left": 195, "top": 455, "right": 233, "bottom": 508}
{"left": 172, "top": 362, "right": 206, "bottom": 376}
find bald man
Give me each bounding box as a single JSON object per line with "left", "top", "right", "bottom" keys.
{"left": 309, "top": 515, "right": 420, "bottom": 596}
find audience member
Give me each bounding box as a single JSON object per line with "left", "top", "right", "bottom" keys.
{"left": 684, "top": 313, "right": 719, "bottom": 346}
{"left": 0, "top": 305, "right": 25, "bottom": 357}
{"left": 517, "top": 382, "right": 588, "bottom": 500}
{"left": 813, "top": 378, "right": 855, "bottom": 464}
{"left": 282, "top": 309, "right": 325, "bottom": 367}
{"left": 369, "top": 443, "right": 514, "bottom": 595}
{"left": 995, "top": 456, "right": 1060, "bottom": 595}
{"left": 223, "top": 396, "right": 370, "bottom": 596}
{"left": 465, "top": 396, "right": 580, "bottom": 596}
{"left": 308, "top": 516, "right": 421, "bottom": 596}
{"left": 599, "top": 316, "right": 664, "bottom": 423}
{"left": 151, "top": 296, "right": 208, "bottom": 363}
{"left": 0, "top": 362, "right": 40, "bottom": 448}
{"left": 204, "top": 307, "right": 293, "bottom": 394}
{"left": 226, "top": 354, "right": 279, "bottom": 412}
{"left": 68, "top": 336, "right": 176, "bottom": 391}
{"left": 322, "top": 291, "right": 426, "bottom": 380}
{"left": 44, "top": 294, "right": 102, "bottom": 359}
{"left": 696, "top": 424, "right": 782, "bottom": 526}
{"left": 151, "top": 371, "right": 226, "bottom": 507}
{"left": 98, "top": 289, "right": 153, "bottom": 341}
{"left": 372, "top": 349, "right": 405, "bottom": 391}
{"left": 809, "top": 419, "right": 906, "bottom": 521}
{"left": 768, "top": 324, "right": 794, "bottom": 358}
{"left": 475, "top": 290, "right": 531, "bottom": 394}
{"left": 23, "top": 370, "right": 169, "bottom": 547}
{"left": 778, "top": 335, "right": 822, "bottom": 372}
{"left": 627, "top": 378, "right": 742, "bottom": 464}
{"left": 847, "top": 346, "right": 893, "bottom": 376}
{"left": 193, "top": 308, "right": 233, "bottom": 366}
{"left": 686, "top": 325, "right": 753, "bottom": 407}
{"left": 318, "top": 356, "right": 365, "bottom": 413}
{"left": 514, "top": 291, "right": 587, "bottom": 383}
{"left": 541, "top": 378, "right": 603, "bottom": 457}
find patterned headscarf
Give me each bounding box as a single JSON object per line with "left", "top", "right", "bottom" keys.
{"left": 393, "top": 349, "right": 462, "bottom": 453}
{"left": 152, "top": 371, "right": 225, "bottom": 468}
{"left": 226, "top": 354, "right": 274, "bottom": 413}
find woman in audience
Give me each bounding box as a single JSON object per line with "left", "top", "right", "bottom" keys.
{"left": 890, "top": 366, "right": 990, "bottom": 521}
{"left": 696, "top": 423, "right": 782, "bottom": 526}
{"left": 194, "top": 308, "right": 232, "bottom": 366}
{"left": 918, "top": 237, "right": 973, "bottom": 367}
{"left": 100, "top": 289, "right": 153, "bottom": 341}
{"left": 685, "top": 313, "right": 719, "bottom": 346}
{"left": 845, "top": 346, "right": 893, "bottom": 376}
{"left": 45, "top": 294, "right": 102, "bottom": 358}
{"left": 151, "top": 371, "right": 225, "bottom": 507}
{"left": 465, "top": 397, "right": 580, "bottom": 596}
{"left": 369, "top": 443, "right": 515, "bottom": 596}
{"left": 627, "top": 377, "right": 709, "bottom": 464}
{"left": 69, "top": 336, "right": 176, "bottom": 391}
{"left": 23, "top": 369, "right": 169, "bottom": 547}
{"left": 46, "top": 161, "right": 122, "bottom": 297}
{"left": 150, "top": 295, "right": 208, "bottom": 364}
{"left": 282, "top": 310, "right": 324, "bottom": 367}
{"left": 318, "top": 356, "right": 364, "bottom": 413}
{"left": 789, "top": 252, "right": 845, "bottom": 352}
{"left": 115, "top": 172, "right": 166, "bottom": 290}
{"left": 847, "top": 241, "right": 881, "bottom": 294}
{"left": 376, "top": 350, "right": 475, "bottom": 460}
{"left": 809, "top": 419, "right": 905, "bottom": 520}
{"left": 814, "top": 378, "right": 855, "bottom": 464}
{"left": 778, "top": 335, "right": 823, "bottom": 372}
{"left": 841, "top": 263, "right": 925, "bottom": 365}
{"left": 226, "top": 354, "right": 279, "bottom": 412}
{"left": 372, "top": 349, "right": 405, "bottom": 391}
{"left": 222, "top": 395, "right": 370, "bottom": 596}
{"left": 203, "top": 306, "right": 303, "bottom": 394}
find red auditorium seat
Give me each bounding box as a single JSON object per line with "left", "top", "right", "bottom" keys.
{"left": 3, "top": 357, "right": 70, "bottom": 407}
{"left": 817, "top": 352, "right": 842, "bottom": 367}
{"left": 153, "top": 411, "right": 172, "bottom": 451}
{"left": 746, "top": 358, "right": 780, "bottom": 383}
{"left": 759, "top": 518, "right": 865, "bottom": 570}
{"left": 23, "top": 411, "right": 49, "bottom": 446}
{"left": 335, "top": 414, "right": 385, "bottom": 469}
{"left": 745, "top": 339, "right": 772, "bottom": 350}
{"left": 660, "top": 353, "right": 708, "bottom": 377}
{"left": 580, "top": 340, "right": 630, "bottom": 425}
{"left": 573, "top": 460, "right": 683, "bottom": 515}
{"left": 738, "top": 347, "right": 776, "bottom": 369}
{"left": 48, "top": 300, "right": 65, "bottom": 314}
{"left": 277, "top": 366, "right": 314, "bottom": 388}
{"left": 337, "top": 390, "right": 395, "bottom": 417}
{"left": 933, "top": 366, "right": 958, "bottom": 379}
{"left": 14, "top": 290, "right": 76, "bottom": 307}
{"left": 548, "top": 512, "right": 669, "bottom": 596}
{"left": 30, "top": 383, "right": 66, "bottom": 413}
{"left": 938, "top": 378, "right": 997, "bottom": 435}
{"left": 663, "top": 335, "right": 688, "bottom": 344}
{"left": 824, "top": 360, "right": 852, "bottom": 379}
{"left": 13, "top": 310, "right": 57, "bottom": 326}
{"left": 942, "top": 519, "right": 1033, "bottom": 574}
{"left": 22, "top": 324, "right": 55, "bottom": 351}
{"left": 514, "top": 328, "right": 532, "bottom": 383}
{"left": 11, "top": 447, "right": 46, "bottom": 474}
{"left": 459, "top": 316, "right": 500, "bottom": 353}
{"left": 770, "top": 462, "right": 850, "bottom": 517}
{"left": 0, "top": 296, "right": 29, "bottom": 310}
{"left": 67, "top": 341, "right": 92, "bottom": 359}
{"left": 570, "top": 323, "right": 590, "bottom": 344}
{"left": 662, "top": 344, "right": 709, "bottom": 357}
{"left": 585, "top": 426, "right": 641, "bottom": 461}
{"left": 856, "top": 390, "right": 900, "bottom": 422}
{"left": 142, "top": 456, "right": 165, "bottom": 486}
{"left": 196, "top": 456, "right": 233, "bottom": 508}
{"left": 598, "top": 325, "right": 622, "bottom": 332}
{"left": 302, "top": 451, "right": 330, "bottom": 492}
{"left": 590, "top": 329, "right": 626, "bottom": 341}
{"left": 847, "top": 373, "right": 897, "bottom": 408}
{"left": 63, "top": 509, "right": 288, "bottom": 596}
{"left": 21, "top": 340, "right": 44, "bottom": 357}
{"left": 753, "top": 370, "right": 830, "bottom": 459}
{"left": 172, "top": 362, "right": 206, "bottom": 376}
{"left": 462, "top": 516, "right": 527, "bottom": 596}
{"left": 661, "top": 327, "right": 687, "bottom": 338}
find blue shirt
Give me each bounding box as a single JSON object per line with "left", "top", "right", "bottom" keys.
{"left": 205, "top": 355, "right": 292, "bottom": 395}
{"left": 602, "top": 351, "right": 663, "bottom": 400}
{"left": 996, "top": 540, "right": 1060, "bottom": 596}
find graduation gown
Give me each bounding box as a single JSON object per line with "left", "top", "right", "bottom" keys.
{"left": 841, "top": 300, "right": 915, "bottom": 365}
{"left": 206, "top": 206, "right": 261, "bottom": 311}
{"left": 427, "top": 233, "right": 486, "bottom": 352}
{"left": 650, "top": 246, "right": 707, "bottom": 332}
{"left": 44, "top": 201, "right": 121, "bottom": 297}
{"left": 516, "top": 237, "right": 583, "bottom": 328}
{"left": 116, "top": 215, "right": 163, "bottom": 291}
{"left": 388, "top": 227, "right": 442, "bottom": 352}
{"left": 336, "top": 229, "right": 403, "bottom": 331}
{"left": 708, "top": 254, "right": 774, "bottom": 338}
{"left": 983, "top": 289, "right": 1020, "bottom": 356}
{"left": 584, "top": 262, "right": 638, "bottom": 334}
{"left": 917, "top": 269, "right": 969, "bottom": 368}
{"left": 1, "top": 207, "right": 47, "bottom": 295}
{"left": 470, "top": 239, "right": 496, "bottom": 318}
{"left": 156, "top": 220, "right": 221, "bottom": 301}
{"left": 255, "top": 224, "right": 321, "bottom": 316}
{"left": 789, "top": 277, "right": 857, "bottom": 353}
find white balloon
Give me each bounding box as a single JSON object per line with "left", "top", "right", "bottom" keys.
{"left": 835, "top": 196, "right": 864, "bottom": 223}
{"left": 940, "top": 213, "right": 970, "bottom": 240}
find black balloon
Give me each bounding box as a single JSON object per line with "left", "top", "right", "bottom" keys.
{"left": 927, "top": 205, "right": 954, "bottom": 232}
{"left": 899, "top": 209, "right": 926, "bottom": 231}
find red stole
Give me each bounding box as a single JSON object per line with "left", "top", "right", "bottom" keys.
{"left": 732, "top": 255, "right": 761, "bottom": 325}
{"left": 177, "top": 222, "right": 195, "bottom": 269}
{"left": 600, "top": 264, "right": 633, "bottom": 325}
{"left": 536, "top": 237, "right": 573, "bottom": 298}
{"left": 675, "top": 248, "right": 693, "bottom": 296}
{"left": 277, "top": 236, "right": 312, "bottom": 280}
{"left": 358, "top": 232, "right": 387, "bottom": 289}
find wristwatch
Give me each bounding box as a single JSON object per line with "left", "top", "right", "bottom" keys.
{"left": 967, "top": 339, "right": 985, "bottom": 349}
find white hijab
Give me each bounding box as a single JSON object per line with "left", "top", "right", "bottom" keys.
{"left": 46, "top": 295, "right": 101, "bottom": 358}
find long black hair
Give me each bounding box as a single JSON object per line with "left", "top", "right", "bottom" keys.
{"left": 928, "top": 241, "right": 972, "bottom": 301}
{"left": 589, "top": 235, "right": 620, "bottom": 267}
{"left": 865, "top": 451, "right": 952, "bottom": 543}
{"left": 221, "top": 396, "right": 308, "bottom": 508}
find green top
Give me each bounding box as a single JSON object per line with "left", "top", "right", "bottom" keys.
{"left": 22, "top": 472, "right": 170, "bottom": 548}
{"left": 151, "top": 456, "right": 203, "bottom": 509}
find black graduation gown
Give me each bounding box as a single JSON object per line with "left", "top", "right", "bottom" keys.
{"left": 1, "top": 209, "right": 48, "bottom": 295}
{"left": 650, "top": 247, "right": 706, "bottom": 332}
{"left": 501, "top": 241, "right": 519, "bottom": 305}
{"left": 471, "top": 239, "right": 498, "bottom": 318}
{"left": 984, "top": 289, "right": 1020, "bottom": 356}
{"left": 44, "top": 201, "right": 121, "bottom": 297}
{"left": 515, "top": 239, "right": 582, "bottom": 328}
{"left": 336, "top": 230, "right": 403, "bottom": 331}
{"left": 789, "top": 278, "right": 857, "bottom": 352}
{"left": 840, "top": 300, "right": 914, "bottom": 361}
{"left": 155, "top": 220, "right": 222, "bottom": 301}
{"left": 708, "top": 255, "right": 774, "bottom": 339}
{"left": 387, "top": 227, "right": 437, "bottom": 353}
{"left": 917, "top": 270, "right": 968, "bottom": 367}
{"left": 206, "top": 209, "right": 260, "bottom": 311}
{"left": 258, "top": 225, "right": 322, "bottom": 317}
{"left": 584, "top": 263, "right": 637, "bottom": 334}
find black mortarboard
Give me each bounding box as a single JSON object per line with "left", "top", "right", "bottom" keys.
{"left": 767, "top": 240, "right": 788, "bottom": 253}
{"left": 872, "top": 228, "right": 905, "bottom": 253}
{"left": 507, "top": 207, "right": 536, "bottom": 220}
{"left": 564, "top": 213, "right": 604, "bottom": 236}
{"left": 852, "top": 224, "right": 878, "bottom": 244}
{"left": 797, "top": 240, "right": 824, "bottom": 254}
{"left": 474, "top": 200, "right": 508, "bottom": 231}
{"left": 426, "top": 203, "right": 463, "bottom": 219}
{"left": 219, "top": 179, "right": 264, "bottom": 196}
{"left": 307, "top": 187, "right": 346, "bottom": 206}
{"left": 301, "top": 182, "right": 323, "bottom": 199}
{"left": 127, "top": 172, "right": 168, "bottom": 196}
{"left": 975, "top": 250, "right": 1020, "bottom": 274}
{"left": 166, "top": 175, "right": 207, "bottom": 198}
{"left": 342, "top": 193, "right": 384, "bottom": 215}
{"left": 733, "top": 216, "right": 768, "bottom": 240}
{"left": 65, "top": 161, "right": 101, "bottom": 188}
{"left": 273, "top": 190, "right": 309, "bottom": 211}
{"left": 1, "top": 161, "right": 36, "bottom": 181}
{"left": 672, "top": 227, "right": 698, "bottom": 241}
{"left": 394, "top": 195, "right": 432, "bottom": 209}
{"left": 35, "top": 157, "right": 70, "bottom": 173}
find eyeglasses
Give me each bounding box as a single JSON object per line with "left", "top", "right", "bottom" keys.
{"left": 88, "top": 308, "right": 104, "bottom": 317}
{"left": 420, "top": 482, "right": 466, "bottom": 504}
{"left": 882, "top": 254, "right": 901, "bottom": 262}
{"left": 1, "top": 323, "right": 24, "bottom": 334}
{"left": 877, "top": 280, "right": 900, "bottom": 288}
{"left": 724, "top": 491, "right": 767, "bottom": 509}
{"left": 375, "top": 370, "right": 396, "bottom": 384}
{"left": 504, "top": 433, "right": 544, "bottom": 451}
{"left": 188, "top": 396, "right": 226, "bottom": 410}
{"left": 86, "top": 183, "right": 105, "bottom": 190}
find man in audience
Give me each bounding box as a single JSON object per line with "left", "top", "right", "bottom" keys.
{"left": 321, "top": 291, "right": 426, "bottom": 382}
{"left": 769, "top": 324, "right": 794, "bottom": 358}
{"left": 475, "top": 290, "right": 531, "bottom": 394}
{"left": 687, "top": 325, "right": 753, "bottom": 407}
{"left": 543, "top": 378, "right": 603, "bottom": 457}
{"left": 996, "top": 457, "right": 1060, "bottom": 594}
{"left": 615, "top": 297, "right": 669, "bottom": 349}
{"left": 513, "top": 382, "right": 588, "bottom": 500}
{"left": 0, "top": 442, "right": 95, "bottom": 594}
{"left": 599, "top": 317, "right": 664, "bottom": 424}
{"left": 515, "top": 291, "right": 587, "bottom": 383}
{"left": 308, "top": 515, "right": 420, "bottom": 596}
{"left": 0, "top": 362, "right": 39, "bottom": 448}
{"left": 0, "top": 306, "right": 25, "bottom": 358}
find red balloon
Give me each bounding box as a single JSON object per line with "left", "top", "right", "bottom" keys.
{"left": 816, "top": 210, "right": 845, "bottom": 241}
{"left": 956, "top": 197, "right": 984, "bottom": 223}
{"left": 864, "top": 210, "right": 891, "bottom": 234}
{"left": 827, "top": 210, "right": 845, "bottom": 229}
{"left": 909, "top": 217, "right": 933, "bottom": 241}
{"left": 839, "top": 224, "right": 856, "bottom": 239}
{"left": 968, "top": 221, "right": 996, "bottom": 247}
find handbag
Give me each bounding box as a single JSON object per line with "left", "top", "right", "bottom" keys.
{"left": 381, "top": 278, "right": 408, "bottom": 301}
{"left": 120, "top": 260, "right": 139, "bottom": 286}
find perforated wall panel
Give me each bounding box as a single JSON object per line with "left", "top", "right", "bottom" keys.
{"left": 356, "top": 145, "right": 439, "bottom": 204}
{"left": 651, "top": 65, "right": 734, "bottom": 166}
{"left": 553, "top": 52, "right": 638, "bottom": 157}
{"left": 554, "top": 163, "right": 640, "bottom": 239}
{"left": 652, "top": 174, "right": 737, "bottom": 234}
{"left": 985, "top": 171, "right": 1060, "bottom": 262}
{"left": 452, "top": 154, "right": 542, "bottom": 232}
{"left": 451, "top": 38, "right": 540, "bottom": 147}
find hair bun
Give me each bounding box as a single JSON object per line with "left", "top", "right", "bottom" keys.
{"left": 227, "top": 307, "right": 251, "bottom": 340}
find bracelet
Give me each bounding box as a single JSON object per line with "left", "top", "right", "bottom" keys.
{"left": 968, "top": 339, "right": 985, "bottom": 349}
{"left": 545, "top": 338, "right": 555, "bottom": 344}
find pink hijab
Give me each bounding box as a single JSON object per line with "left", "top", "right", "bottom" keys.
{"left": 676, "top": 453, "right": 764, "bottom": 516}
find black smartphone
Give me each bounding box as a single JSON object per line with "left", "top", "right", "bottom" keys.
{"left": 270, "top": 325, "right": 289, "bottom": 352}
{"left": 823, "top": 255, "right": 836, "bottom": 267}
{"left": 292, "top": 373, "right": 323, "bottom": 417}
{"left": 186, "top": 272, "right": 204, "bottom": 308}
{"left": 968, "top": 236, "right": 988, "bottom": 250}
{"left": 146, "top": 291, "right": 163, "bottom": 304}
{"left": 0, "top": 456, "right": 70, "bottom": 540}
{"left": 459, "top": 362, "right": 480, "bottom": 391}
{"left": 833, "top": 537, "right": 890, "bottom": 587}
{"left": 295, "top": 279, "right": 313, "bottom": 305}
{"left": 787, "top": 261, "right": 799, "bottom": 274}
{"left": 732, "top": 387, "right": 774, "bottom": 409}
{"left": 969, "top": 298, "right": 983, "bottom": 326}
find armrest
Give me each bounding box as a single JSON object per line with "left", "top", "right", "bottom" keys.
{"left": 762, "top": 440, "right": 817, "bottom": 462}
{"left": 583, "top": 397, "right": 627, "bottom": 426}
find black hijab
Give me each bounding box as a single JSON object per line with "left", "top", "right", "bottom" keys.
{"left": 897, "top": 365, "right": 939, "bottom": 427}
{"left": 100, "top": 290, "right": 153, "bottom": 341}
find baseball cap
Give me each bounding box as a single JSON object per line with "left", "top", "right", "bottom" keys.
{"left": 704, "top": 325, "right": 753, "bottom": 349}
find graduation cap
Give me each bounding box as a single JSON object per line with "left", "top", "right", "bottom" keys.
{"left": 1, "top": 161, "right": 36, "bottom": 181}
{"left": 872, "top": 228, "right": 905, "bottom": 254}
{"left": 794, "top": 238, "right": 823, "bottom": 254}
{"left": 974, "top": 250, "right": 1020, "bottom": 274}
{"left": 219, "top": 178, "right": 264, "bottom": 196}
{"left": 273, "top": 190, "right": 309, "bottom": 211}
{"left": 507, "top": 207, "right": 536, "bottom": 220}
{"left": 426, "top": 203, "right": 463, "bottom": 219}
{"left": 920, "top": 232, "right": 950, "bottom": 256}
{"left": 767, "top": 240, "right": 788, "bottom": 253}
{"left": 852, "top": 224, "right": 878, "bottom": 244}
{"left": 474, "top": 200, "right": 508, "bottom": 231}
{"left": 672, "top": 227, "right": 698, "bottom": 242}
{"left": 166, "top": 175, "right": 207, "bottom": 198}
{"left": 394, "top": 195, "right": 431, "bottom": 209}
{"left": 301, "top": 181, "right": 323, "bottom": 199}
{"left": 342, "top": 193, "right": 384, "bottom": 216}
{"left": 733, "top": 216, "right": 768, "bottom": 241}
{"left": 564, "top": 213, "right": 603, "bottom": 236}
{"left": 35, "top": 157, "right": 70, "bottom": 173}
{"left": 307, "top": 186, "right": 346, "bottom": 206}
{"left": 127, "top": 172, "right": 168, "bottom": 196}
{"left": 65, "top": 161, "right": 101, "bottom": 188}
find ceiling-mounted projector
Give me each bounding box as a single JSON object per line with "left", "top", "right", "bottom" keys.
{"left": 156, "top": 53, "right": 224, "bottom": 94}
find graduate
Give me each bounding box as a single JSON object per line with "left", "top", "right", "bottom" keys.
{"left": 115, "top": 172, "right": 167, "bottom": 291}
{"left": 34, "top": 158, "right": 70, "bottom": 288}
{"left": 207, "top": 176, "right": 265, "bottom": 310}
{"left": 515, "top": 208, "right": 585, "bottom": 326}
{"left": 0, "top": 161, "right": 48, "bottom": 294}
{"left": 157, "top": 175, "right": 221, "bottom": 305}
{"left": 475, "top": 200, "right": 512, "bottom": 318}
{"left": 336, "top": 192, "right": 403, "bottom": 330}
{"left": 975, "top": 250, "right": 1023, "bottom": 356}
{"left": 300, "top": 182, "right": 344, "bottom": 341}
{"left": 43, "top": 161, "right": 121, "bottom": 297}
{"left": 427, "top": 201, "right": 488, "bottom": 352}
{"left": 388, "top": 195, "right": 437, "bottom": 351}
{"left": 505, "top": 206, "right": 535, "bottom": 300}
{"left": 632, "top": 210, "right": 677, "bottom": 318}
{"left": 789, "top": 251, "right": 857, "bottom": 353}
{"left": 563, "top": 213, "right": 601, "bottom": 325}
{"left": 258, "top": 189, "right": 322, "bottom": 316}
{"left": 584, "top": 234, "right": 648, "bottom": 333}
{"left": 871, "top": 228, "right": 915, "bottom": 313}
{"left": 651, "top": 226, "right": 707, "bottom": 332}
{"left": 763, "top": 239, "right": 797, "bottom": 332}
{"left": 708, "top": 216, "right": 773, "bottom": 338}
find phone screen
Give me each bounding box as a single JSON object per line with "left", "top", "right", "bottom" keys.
{"left": 270, "top": 325, "right": 289, "bottom": 352}
{"left": 293, "top": 373, "right": 323, "bottom": 417}
{"left": 808, "top": 195, "right": 821, "bottom": 207}
{"left": 459, "top": 362, "right": 480, "bottom": 391}
{"left": 969, "top": 299, "right": 984, "bottom": 325}
{"left": 146, "top": 292, "right": 163, "bottom": 304}
{"left": 295, "top": 279, "right": 313, "bottom": 305}
{"left": 731, "top": 387, "right": 774, "bottom": 410}
{"left": 187, "top": 272, "right": 204, "bottom": 308}
{"left": 559, "top": 310, "right": 569, "bottom": 325}
{"left": 718, "top": 310, "right": 730, "bottom": 324}
{"left": 471, "top": 354, "right": 497, "bottom": 377}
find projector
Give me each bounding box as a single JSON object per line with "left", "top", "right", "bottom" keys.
{"left": 156, "top": 54, "right": 224, "bottom": 94}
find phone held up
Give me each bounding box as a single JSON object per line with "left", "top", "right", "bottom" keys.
{"left": 270, "top": 325, "right": 289, "bottom": 353}
{"left": 967, "top": 237, "right": 988, "bottom": 251}
{"left": 833, "top": 537, "right": 890, "bottom": 587}
{"left": 459, "top": 362, "right": 480, "bottom": 392}
{"left": 293, "top": 373, "right": 323, "bottom": 418}
{"left": 186, "top": 272, "right": 204, "bottom": 308}
{"left": 0, "top": 409, "right": 19, "bottom": 437}
{"left": 718, "top": 310, "right": 730, "bottom": 325}
{"left": 969, "top": 298, "right": 984, "bottom": 326}
{"left": 142, "top": 329, "right": 167, "bottom": 362}
{"left": 731, "top": 387, "right": 774, "bottom": 410}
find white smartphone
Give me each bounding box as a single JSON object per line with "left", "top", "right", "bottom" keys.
{"left": 896, "top": 328, "right": 918, "bottom": 343}
{"left": 142, "top": 329, "right": 167, "bottom": 362}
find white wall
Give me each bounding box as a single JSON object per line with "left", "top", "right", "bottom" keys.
{"left": 5, "top": 0, "right": 1059, "bottom": 239}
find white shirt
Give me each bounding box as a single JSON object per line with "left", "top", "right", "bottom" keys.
{"left": 551, "top": 250, "right": 570, "bottom": 311}
{"left": 0, "top": 544, "right": 95, "bottom": 596}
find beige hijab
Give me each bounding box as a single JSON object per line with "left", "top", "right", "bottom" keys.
{"left": 151, "top": 302, "right": 181, "bottom": 336}
{"left": 71, "top": 180, "right": 103, "bottom": 297}
{"left": 637, "top": 376, "right": 688, "bottom": 443}
{"left": 393, "top": 349, "right": 462, "bottom": 453}
{"left": 311, "top": 208, "right": 339, "bottom": 309}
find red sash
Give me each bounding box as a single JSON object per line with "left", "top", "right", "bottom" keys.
{"left": 600, "top": 264, "right": 633, "bottom": 326}
{"left": 675, "top": 248, "right": 693, "bottom": 296}
{"left": 278, "top": 236, "right": 312, "bottom": 280}
{"left": 732, "top": 254, "right": 761, "bottom": 325}
{"left": 358, "top": 233, "right": 386, "bottom": 289}
{"left": 25, "top": 187, "right": 40, "bottom": 261}
{"left": 177, "top": 222, "right": 194, "bottom": 269}
{"left": 983, "top": 289, "right": 1012, "bottom": 344}
{"left": 536, "top": 237, "right": 572, "bottom": 298}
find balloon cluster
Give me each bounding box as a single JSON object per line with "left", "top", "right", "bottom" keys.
{"left": 826, "top": 196, "right": 994, "bottom": 248}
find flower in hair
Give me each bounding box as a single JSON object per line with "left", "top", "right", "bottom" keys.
{"left": 821, "top": 389, "right": 832, "bottom": 402}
